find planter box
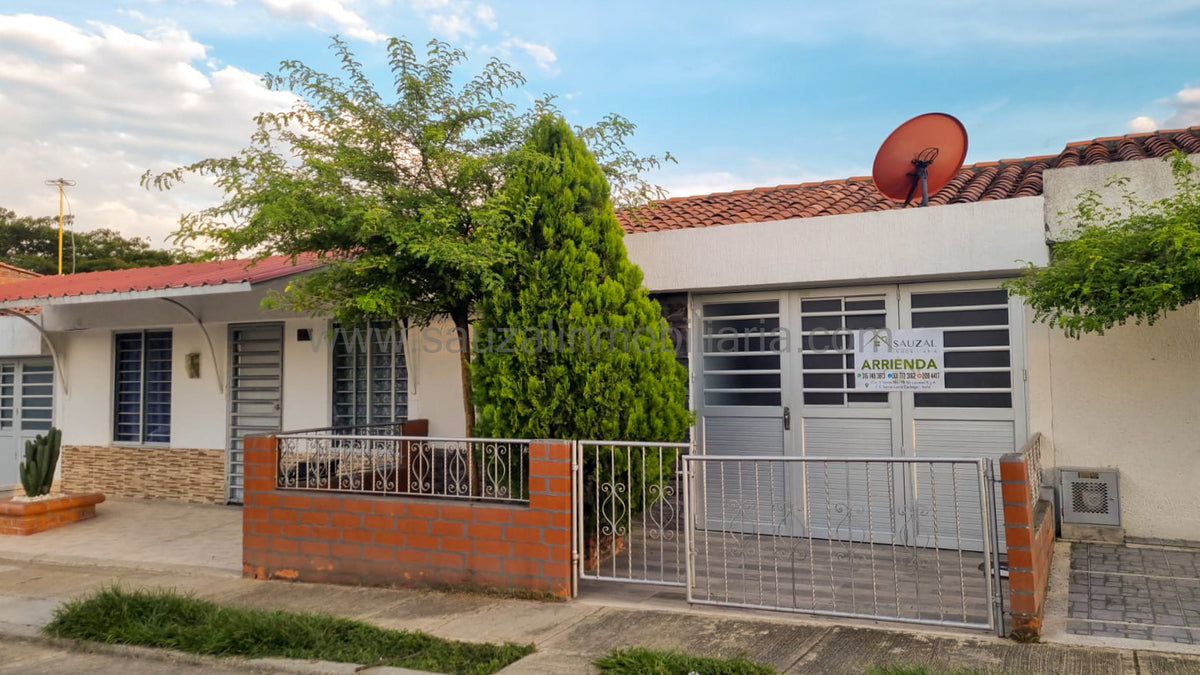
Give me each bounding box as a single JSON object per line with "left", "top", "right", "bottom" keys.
{"left": 0, "top": 493, "right": 105, "bottom": 535}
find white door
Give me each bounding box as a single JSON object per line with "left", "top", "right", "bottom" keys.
{"left": 0, "top": 360, "right": 55, "bottom": 489}
{"left": 693, "top": 293, "right": 789, "bottom": 534}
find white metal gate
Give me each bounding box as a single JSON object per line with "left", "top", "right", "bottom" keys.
{"left": 574, "top": 444, "right": 1003, "bottom": 632}
{"left": 227, "top": 323, "right": 283, "bottom": 504}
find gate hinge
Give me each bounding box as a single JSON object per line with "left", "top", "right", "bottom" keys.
{"left": 1022, "top": 368, "right": 1028, "bottom": 382}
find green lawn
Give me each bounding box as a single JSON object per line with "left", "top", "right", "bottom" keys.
{"left": 595, "top": 647, "right": 777, "bottom": 675}
{"left": 44, "top": 587, "right": 533, "bottom": 675}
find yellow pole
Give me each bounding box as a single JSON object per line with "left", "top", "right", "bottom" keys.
{"left": 57, "top": 183, "right": 64, "bottom": 276}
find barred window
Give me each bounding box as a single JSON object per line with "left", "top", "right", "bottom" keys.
{"left": 332, "top": 322, "right": 408, "bottom": 427}
{"left": 114, "top": 330, "right": 172, "bottom": 443}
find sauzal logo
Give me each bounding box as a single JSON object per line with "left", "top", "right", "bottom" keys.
{"left": 861, "top": 331, "right": 937, "bottom": 351}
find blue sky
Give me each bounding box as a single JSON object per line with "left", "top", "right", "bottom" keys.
{"left": 2, "top": 1, "right": 1199, "bottom": 245}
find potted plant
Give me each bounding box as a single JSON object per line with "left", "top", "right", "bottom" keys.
{"left": 0, "top": 427, "right": 104, "bottom": 535}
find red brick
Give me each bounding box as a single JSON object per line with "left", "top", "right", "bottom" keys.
{"left": 512, "top": 510, "right": 551, "bottom": 527}
{"left": 468, "top": 523, "right": 502, "bottom": 540}
{"left": 466, "top": 555, "right": 503, "bottom": 572}
{"left": 530, "top": 494, "right": 570, "bottom": 512}
{"left": 432, "top": 521, "right": 463, "bottom": 537}
{"left": 256, "top": 493, "right": 283, "bottom": 508}
{"left": 301, "top": 540, "right": 330, "bottom": 556}
{"left": 546, "top": 477, "right": 571, "bottom": 494}
{"left": 342, "top": 529, "right": 373, "bottom": 544}
{"left": 311, "top": 526, "right": 341, "bottom": 541}
{"left": 282, "top": 494, "right": 313, "bottom": 509}
{"left": 1006, "top": 527, "right": 1032, "bottom": 548}
{"left": 332, "top": 543, "right": 362, "bottom": 558}
{"left": 542, "top": 561, "right": 572, "bottom": 580}
{"left": 398, "top": 520, "right": 430, "bottom": 534}
{"left": 526, "top": 477, "right": 548, "bottom": 494}
{"left": 439, "top": 504, "right": 472, "bottom": 521}
{"left": 342, "top": 498, "right": 374, "bottom": 514}
{"left": 999, "top": 460, "right": 1027, "bottom": 482}
{"left": 373, "top": 501, "right": 407, "bottom": 517}
{"left": 243, "top": 535, "right": 269, "bottom": 551}
{"left": 253, "top": 521, "right": 283, "bottom": 537}
{"left": 440, "top": 537, "right": 473, "bottom": 553}
{"left": 1001, "top": 482, "right": 1030, "bottom": 506}
{"left": 513, "top": 542, "right": 549, "bottom": 560}
{"left": 270, "top": 508, "right": 299, "bottom": 523}
{"left": 1007, "top": 548, "right": 1034, "bottom": 569}
{"left": 475, "top": 507, "right": 513, "bottom": 524}
{"left": 273, "top": 538, "right": 300, "bottom": 553}
{"left": 429, "top": 552, "right": 463, "bottom": 569}
{"left": 374, "top": 531, "right": 405, "bottom": 547}
{"left": 545, "top": 441, "right": 572, "bottom": 461}
{"left": 312, "top": 496, "right": 341, "bottom": 511}
{"left": 363, "top": 546, "right": 394, "bottom": 562}
{"left": 1004, "top": 504, "right": 1032, "bottom": 528}
{"left": 544, "top": 529, "right": 571, "bottom": 546}
{"left": 550, "top": 512, "right": 572, "bottom": 528}
{"left": 405, "top": 503, "right": 437, "bottom": 519}
{"left": 331, "top": 513, "right": 361, "bottom": 528}
{"left": 281, "top": 524, "right": 311, "bottom": 538}
{"left": 363, "top": 515, "right": 393, "bottom": 530}
{"left": 244, "top": 506, "right": 269, "bottom": 521}
{"left": 1010, "top": 591, "right": 1036, "bottom": 615}
{"left": 503, "top": 558, "right": 541, "bottom": 576}
{"left": 407, "top": 534, "right": 439, "bottom": 550}
{"left": 396, "top": 549, "right": 428, "bottom": 565}
{"left": 300, "top": 511, "right": 329, "bottom": 526}
{"left": 475, "top": 539, "right": 511, "bottom": 556}
{"left": 1009, "top": 571, "right": 1035, "bottom": 592}
{"left": 505, "top": 526, "right": 542, "bottom": 543}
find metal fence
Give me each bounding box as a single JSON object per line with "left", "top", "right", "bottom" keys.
{"left": 275, "top": 432, "right": 530, "bottom": 504}
{"left": 683, "top": 455, "right": 1001, "bottom": 631}
{"left": 575, "top": 440, "right": 692, "bottom": 586}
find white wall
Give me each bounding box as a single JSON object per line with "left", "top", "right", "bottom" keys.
{"left": 407, "top": 317, "right": 467, "bottom": 437}
{"left": 1043, "top": 152, "right": 1200, "bottom": 241}
{"left": 281, "top": 317, "right": 331, "bottom": 433}
{"left": 56, "top": 330, "right": 113, "bottom": 447}
{"left": 625, "top": 197, "right": 1048, "bottom": 293}
{"left": 0, "top": 315, "right": 45, "bottom": 357}
{"left": 1032, "top": 303, "right": 1200, "bottom": 541}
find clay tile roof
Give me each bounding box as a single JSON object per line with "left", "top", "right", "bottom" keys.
{"left": 618, "top": 125, "right": 1200, "bottom": 233}
{"left": 0, "top": 254, "right": 323, "bottom": 306}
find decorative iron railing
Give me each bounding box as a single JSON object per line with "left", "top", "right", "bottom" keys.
{"left": 275, "top": 432, "right": 530, "bottom": 504}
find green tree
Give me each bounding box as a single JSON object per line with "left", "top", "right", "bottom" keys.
{"left": 472, "top": 117, "right": 690, "bottom": 544}
{"left": 143, "top": 38, "right": 671, "bottom": 435}
{"left": 0, "top": 208, "right": 177, "bottom": 274}
{"left": 1007, "top": 152, "right": 1200, "bottom": 337}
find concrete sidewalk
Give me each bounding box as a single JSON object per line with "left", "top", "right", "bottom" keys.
{"left": 2, "top": 556, "right": 1199, "bottom": 674}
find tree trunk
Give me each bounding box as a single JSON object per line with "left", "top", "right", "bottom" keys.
{"left": 451, "top": 308, "right": 475, "bottom": 437}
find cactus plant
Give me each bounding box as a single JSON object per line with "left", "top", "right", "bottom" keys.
{"left": 19, "top": 427, "right": 61, "bottom": 498}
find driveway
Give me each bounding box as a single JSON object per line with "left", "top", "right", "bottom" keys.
{"left": 0, "top": 497, "right": 240, "bottom": 575}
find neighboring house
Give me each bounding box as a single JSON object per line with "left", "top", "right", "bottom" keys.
{"left": 0, "top": 256, "right": 465, "bottom": 504}
{"left": 0, "top": 262, "right": 48, "bottom": 494}
{"left": 0, "top": 126, "right": 1195, "bottom": 547}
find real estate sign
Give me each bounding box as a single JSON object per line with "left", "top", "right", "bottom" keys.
{"left": 853, "top": 329, "right": 945, "bottom": 391}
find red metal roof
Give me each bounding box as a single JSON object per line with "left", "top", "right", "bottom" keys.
{"left": 0, "top": 254, "right": 323, "bottom": 305}
{"left": 618, "top": 126, "right": 1200, "bottom": 233}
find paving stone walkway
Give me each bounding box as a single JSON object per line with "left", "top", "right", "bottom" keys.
{"left": 1068, "top": 542, "right": 1200, "bottom": 645}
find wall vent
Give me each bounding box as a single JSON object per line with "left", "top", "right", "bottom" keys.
{"left": 1059, "top": 469, "right": 1120, "bottom": 526}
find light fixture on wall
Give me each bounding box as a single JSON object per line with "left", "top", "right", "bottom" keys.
{"left": 185, "top": 352, "right": 201, "bottom": 379}
{"left": 297, "top": 328, "right": 312, "bottom": 342}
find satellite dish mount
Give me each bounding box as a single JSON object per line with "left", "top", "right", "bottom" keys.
{"left": 872, "top": 113, "right": 967, "bottom": 208}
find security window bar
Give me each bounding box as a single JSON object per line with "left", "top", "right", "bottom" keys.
{"left": 332, "top": 322, "right": 408, "bottom": 427}
{"left": 800, "top": 295, "right": 888, "bottom": 406}
{"left": 910, "top": 289, "right": 1012, "bottom": 409}
{"left": 701, "top": 300, "right": 783, "bottom": 407}
{"left": 114, "top": 330, "right": 172, "bottom": 444}
{"left": 0, "top": 363, "right": 13, "bottom": 429}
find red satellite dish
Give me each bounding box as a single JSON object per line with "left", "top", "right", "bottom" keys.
{"left": 872, "top": 113, "right": 968, "bottom": 206}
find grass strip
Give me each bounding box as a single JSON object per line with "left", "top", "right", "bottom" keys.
{"left": 44, "top": 587, "right": 532, "bottom": 675}
{"left": 595, "top": 647, "right": 777, "bottom": 675}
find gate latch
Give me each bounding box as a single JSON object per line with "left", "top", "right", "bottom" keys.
{"left": 783, "top": 406, "right": 791, "bottom": 431}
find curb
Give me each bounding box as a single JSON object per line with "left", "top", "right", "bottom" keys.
{"left": 0, "top": 629, "right": 439, "bottom": 675}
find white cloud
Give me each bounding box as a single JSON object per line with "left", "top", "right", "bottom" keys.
{"left": 256, "top": 0, "right": 386, "bottom": 42}
{"left": 1126, "top": 83, "right": 1200, "bottom": 132}
{"left": 475, "top": 4, "right": 497, "bottom": 30}
{"left": 499, "top": 37, "right": 557, "bottom": 72}
{"left": 0, "top": 14, "right": 297, "bottom": 245}
{"left": 408, "top": 0, "right": 501, "bottom": 40}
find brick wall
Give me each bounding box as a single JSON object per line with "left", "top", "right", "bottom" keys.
{"left": 0, "top": 263, "right": 39, "bottom": 283}
{"left": 242, "top": 437, "right": 573, "bottom": 598}
{"left": 1000, "top": 451, "right": 1055, "bottom": 639}
{"left": 61, "top": 445, "right": 226, "bottom": 504}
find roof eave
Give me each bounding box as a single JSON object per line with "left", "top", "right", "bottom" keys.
{"left": 0, "top": 281, "right": 254, "bottom": 310}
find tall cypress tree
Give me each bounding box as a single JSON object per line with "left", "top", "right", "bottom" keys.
{"left": 473, "top": 116, "right": 691, "bottom": 443}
